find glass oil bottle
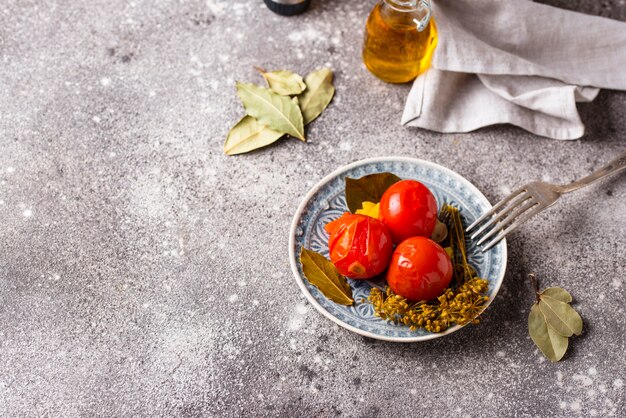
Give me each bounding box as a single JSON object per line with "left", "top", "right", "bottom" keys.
{"left": 363, "top": 0, "right": 437, "bottom": 83}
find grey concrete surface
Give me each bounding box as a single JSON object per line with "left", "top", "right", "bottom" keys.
{"left": 0, "top": 0, "right": 624, "bottom": 417}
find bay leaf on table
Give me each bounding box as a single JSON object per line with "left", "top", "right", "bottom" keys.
{"left": 258, "top": 69, "right": 306, "bottom": 96}
{"left": 540, "top": 287, "right": 572, "bottom": 303}
{"left": 345, "top": 172, "right": 402, "bottom": 214}
{"left": 528, "top": 304, "right": 569, "bottom": 362}
{"left": 300, "top": 248, "right": 353, "bottom": 306}
{"left": 224, "top": 116, "right": 284, "bottom": 155}
{"left": 298, "top": 67, "right": 335, "bottom": 125}
{"left": 538, "top": 297, "right": 583, "bottom": 337}
{"left": 236, "top": 82, "right": 305, "bottom": 141}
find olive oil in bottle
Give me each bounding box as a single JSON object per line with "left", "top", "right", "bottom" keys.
{"left": 363, "top": 0, "right": 437, "bottom": 84}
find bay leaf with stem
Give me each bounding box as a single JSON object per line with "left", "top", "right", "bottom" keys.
{"left": 345, "top": 172, "right": 402, "bottom": 214}
{"left": 298, "top": 68, "right": 335, "bottom": 125}
{"left": 300, "top": 248, "right": 353, "bottom": 306}
{"left": 538, "top": 297, "right": 583, "bottom": 337}
{"left": 528, "top": 304, "right": 568, "bottom": 362}
{"left": 257, "top": 68, "right": 306, "bottom": 96}
{"left": 236, "top": 82, "right": 305, "bottom": 141}
{"left": 224, "top": 116, "right": 284, "bottom": 155}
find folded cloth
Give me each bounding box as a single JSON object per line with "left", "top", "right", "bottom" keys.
{"left": 401, "top": 0, "right": 626, "bottom": 139}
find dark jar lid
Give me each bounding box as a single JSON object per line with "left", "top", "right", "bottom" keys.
{"left": 264, "top": 0, "right": 311, "bottom": 16}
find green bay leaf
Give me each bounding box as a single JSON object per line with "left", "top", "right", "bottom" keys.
{"left": 540, "top": 287, "right": 572, "bottom": 303}
{"left": 298, "top": 68, "right": 335, "bottom": 125}
{"left": 539, "top": 298, "right": 583, "bottom": 337}
{"left": 528, "top": 303, "right": 568, "bottom": 362}
{"left": 236, "top": 82, "right": 305, "bottom": 141}
{"left": 224, "top": 116, "right": 284, "bottom": 155}
{"left": 345, "top": 172, "right": 402, "bottom": 214}
{"left": 300, "top": 248, "right": 353, "bottom": 306}
{"left": 546, "top": 326, "right": 569, "bottom": 361}
{"left": 259, "top": 69, "right": 306, "bottom": 96}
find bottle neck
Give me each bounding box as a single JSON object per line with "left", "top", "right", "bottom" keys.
{"left": 380, "top": 0, "right": 422, "bottom": 28}
{"left": 383, "top": 0, "right": 420, "bottom": 12}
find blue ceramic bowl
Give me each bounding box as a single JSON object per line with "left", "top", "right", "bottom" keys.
{"left": 289, "top": 157, "right": 507, "bottom": 342}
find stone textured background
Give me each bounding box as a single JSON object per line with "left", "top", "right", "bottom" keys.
{"left": 0, "top": 0, "right": 624, "bottom": 416}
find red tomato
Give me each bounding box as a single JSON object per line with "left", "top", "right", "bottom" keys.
{"left": 326, "top": 213, "right": 393, "bottom": 279}
{"left": 379, "top": 179, "right": 438, "bottom": 244}
{"left": 324, "top": 212, "right": 350, "bottom": 235}
{"left": 386, "top": 236, "right": 453, "bottom": 301}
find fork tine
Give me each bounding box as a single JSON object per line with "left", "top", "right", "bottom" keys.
{"left": 479, "top": 205, "right": 544, "bottom": 252}
{"left": 475, "top": 199, "right": 539, "bottom": 246}
{"left": 469, "top": 192, "right": 532, "bottom": 240}
{"left": 466, "top": 186, "right": 528, "bottom": 233}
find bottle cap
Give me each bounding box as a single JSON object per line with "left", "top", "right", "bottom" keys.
{"left": 264, "top": 0, "right": 311, "bottom": 16}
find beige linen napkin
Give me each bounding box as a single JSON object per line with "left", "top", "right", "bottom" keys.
{"left": 401, "top": 0, "right": 626, "bottom": 139}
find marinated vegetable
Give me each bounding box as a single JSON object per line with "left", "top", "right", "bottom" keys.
{"left": 325, "top": 213, "right": 393, "bottom": 279}
{"left": 386, "top": 236, "right": 453, "bottom": 301}
{"left": 379, "top": 179, "right": 438, "bottom": 244}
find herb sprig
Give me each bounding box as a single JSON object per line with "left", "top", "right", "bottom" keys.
{"left": 224, "top": 67, "right": 335, "bottom": 155}
{"left": 528, "top": 274, "right": 583, "bottom": 362}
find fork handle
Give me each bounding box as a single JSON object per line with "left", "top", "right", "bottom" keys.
{"left": 560, "top": 150, "right": 626, "bottom": 193}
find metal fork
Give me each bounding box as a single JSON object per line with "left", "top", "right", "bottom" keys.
{"left": 466, "top": 150, "right": 626, "bottom": 252}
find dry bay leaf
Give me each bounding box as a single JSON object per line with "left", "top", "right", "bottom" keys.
{"left": 300, "top": 248, "right": 353, "bottom": 306}
{"left": 224, "top": 116, "right": 284, "bottom": 155}
{"left": 540, "top": 287, "right": 572, "bottom": 303}
{"left": 236, "top": 82, "right": 305, "bottom": 141}
{"left": 529, "top": 304, "right": 568, "bottom": 362}
{"left": 258, "top": 69, "right": 306, "bottom": 96}
{"left": 345, "top": 172, "right": 402, "bottom": 213}
{"left": 527, "top": 276, "right": 582, "bottom": 362}
{"left": 298, "top": 68, "right": 335, "bottom": 125}
{"left": 538, "top": 298, "right": 583, "bottom": 337}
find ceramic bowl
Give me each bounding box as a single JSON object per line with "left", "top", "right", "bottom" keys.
{"left": 289, "top": 157, "right": 507, "bottom": 342}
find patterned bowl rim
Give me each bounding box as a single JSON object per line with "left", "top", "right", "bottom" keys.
{"left": 288, "top": 157, "right": 508, "bottom": 342}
